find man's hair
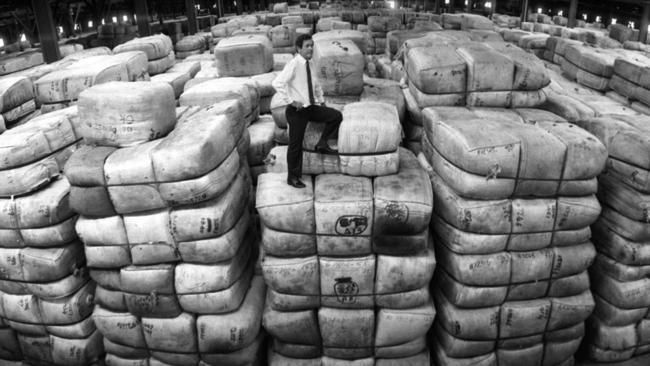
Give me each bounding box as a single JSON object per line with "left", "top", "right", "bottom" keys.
{"left": 295, "top": 34, "right": 312, "bottom": 49}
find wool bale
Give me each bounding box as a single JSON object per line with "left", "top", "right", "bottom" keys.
{"left": 422, "top": 107, "right": 607, "bottom": 199}
{"left": 270, "top": 24, "right": 297, "bottom": 48}
{"left": 77, "top": 81, "right": 175, "bottom": 147}
{"left": 113, "top": 34, "right": 173, "bottom": 61}
{"left": 0, "top": 76, "right": 34, "bottom": 113}
{"left": 0, "top": 107, "right": 79, "bottom": 197}
{"left": 35, "top": 56, "right": 129, "bottom": 104}
{"left": 312, "top": 39, "right": 364, "bottom": 96}
{"left": 312, "top": 30, "right": 368, "bottom": 54}
{"left": 214, "top": 35, "right": 273, "bottom": 77}
{"left": 110, "top": 51, "right": 149, "bottom": 81}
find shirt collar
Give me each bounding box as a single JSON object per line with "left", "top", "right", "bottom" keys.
{"left": 296, "top": 53, "right": 310, "bottom": 64}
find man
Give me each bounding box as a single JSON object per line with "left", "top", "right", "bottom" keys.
{"left": 272, "top": 34, "right": 342, "bottom": 188}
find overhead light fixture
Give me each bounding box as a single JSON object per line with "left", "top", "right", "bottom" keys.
{"left": 629, "top": 21, "right": 635, "bottom": 28}
{"left": 122, "top": 15, "right": 128, "bottom": 22}
{"left": 611, "top": 18, "right": 617, "bottom": 25}
{"left": 57, "top": 26, "right": 63, "bottom": 33}
{"left": 101, "top": 18, "right": 105, "bottom": 25}
{"left": 88, "top": 20, "right": 93, "bottom": 27}
{"left": 112, "top": 16, "right": 117, "bottom": 23}
{"left": 20, "top": 33, "right": 26, "bottom": 42}
{"left": 445, "top": 0, "right": 450, "bottom": 4}
{"left": 0, "top": 39, "right": 4, "bottom": 48}
{"left": 596, "top": 15, "right": 602, "bottom": 22}
{"left": 582, "top": 14, "right": 587, "bottom": 20}
{"left": 484, "top": 1, "right": 491, "bottom": 8}
{"left": 558, "top": 10, "right": 563, "bottom": 16}
{"left": 537, "top": 8, "right": 543, "bottom": 14}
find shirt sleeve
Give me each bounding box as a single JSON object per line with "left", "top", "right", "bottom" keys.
{"left": 272, "top": 59, "right": 295, "bottom": 106}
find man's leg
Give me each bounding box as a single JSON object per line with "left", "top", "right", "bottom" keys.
{"left": 286, "top": 106, "right": 308, "bottom": 182}
{"left": 308, "top": 105, "right": 343, "bottom": 148}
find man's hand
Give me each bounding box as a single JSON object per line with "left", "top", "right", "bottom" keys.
{"left": 291, "top": 101, "right": 304, "bottom": 110}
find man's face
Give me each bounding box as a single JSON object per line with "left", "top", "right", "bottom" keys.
{"left": 298, "top": 39, "right": 314, "bottom": 60}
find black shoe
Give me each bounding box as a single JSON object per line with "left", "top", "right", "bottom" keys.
{"left": 315, "top": 144, "right": 338, "bottom": 154}
{"left": 287, "top": 177, "right": 306, "bottom": 188}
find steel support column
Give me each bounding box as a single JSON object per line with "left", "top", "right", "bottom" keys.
{"left": 134, "top": 0, "right": 151, "bottom": 36}
{"left": 31, "top": 0, "right": 60, "bottom": 63}
{"left": 641, "top": 4, "right": 650, "bottom": 44}
{"left": 567, "top": 0, "right": 578, "bottom": 28}
{"left": 520, "top": 0, "right": 529, "bottom": 24}
{"left": 491, "top": 0, "right": 496, "bottom": 17}
{"left": 185, "top": 0, "right": 198, "bottom": 34}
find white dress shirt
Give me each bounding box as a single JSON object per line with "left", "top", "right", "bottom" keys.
{"left": 272, "top": 53, "right": 325, "bottom": 107}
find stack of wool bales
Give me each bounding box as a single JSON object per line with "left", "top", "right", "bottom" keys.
{"left": 33, "top": 51, "right": 148, "bottom": 114}
{"left": 492, "top": 13, "right": 521, "bottom": 28}
{"left": 232, "top": 25, "right": 272, "bottom": 39}
{"left": 113, "top": 34, "right": 175, "bottom": 76}
{"left": 251, "top": 71, "right": 278, "bottom": 114}
{"left": 341, "top": 9, "right": 366, "bottom": 29}
{"left": 247, "top": 114, "right": 277, "bottom": 183}
{"left": 258, "top": 126, "right": 436, "bottom": 364}
{"left": 543, "top": 37, "right": 582, "bottom": 65}
{"left": 419, "top": 107, "right": 608, "bottom": 366}
{"left": 559, "top": 44, "right": 622, "bottom": 92}
{"left": 214, "top": 34, "right": 273, "bottom": 77}
{"left": 180, "top": 77, "right": 261, "bottom": 126}
{"left": 609, "top": 52, "right": 650, "bottom": 113}
{"left": 313, "top": 36, "right": 365, "bottom": 98}
{"left": 573, "top": 114, "right": 650, "bottom": 363}
{"left": 608, "top": 23, "right": 639, "bottom": 44}
{"left": 312, "top": 29, "right": 368, "bottom": 55}
{"left": 0, "top": 76, "right": 37, "bottom": 129}
{"left": 65, "top": 81, "right": 265, "bottom": 365}
{"left": 367, "top": 15, "right": 402, "bottom": 55}
{"left": 403, "top": 36, "right": 550, "bottom": 109}
{"left": 174, "top": 35, "right": 207, "bottom": 59}
{"left": 151, "top": 55, "right": 203, "bottom": 100}
{"left": 34, "top": 55, "right": 126, "bottom": 113}
{"left": 516, "top": 33, "right": 550, "bottom": 58}
{"left": 0, "top": 51, "right": 44, "bottom": 76}
{"left": 316, "top": 16, "right": 347, "bottom": 32}
{"left": 270, "top": 24, "right": 299, "bottom": 54}
{"left": 0, "top": 107, "right": 105, "bottom": 366}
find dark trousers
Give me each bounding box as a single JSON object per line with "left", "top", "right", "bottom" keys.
{"left": 285, "top": 104, "right": 343, "bottom": 179}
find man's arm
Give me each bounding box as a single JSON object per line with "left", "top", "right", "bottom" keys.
{"left": 272, "top": 59, "right": 296, "bottom": 106}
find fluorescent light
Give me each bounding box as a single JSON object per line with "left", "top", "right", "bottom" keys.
{"left": 122, "top": 15, "right": 128, "bottom": 22}
{"left": 582, "top": 14, "right": 587, "bottom": 20}
{"left": 20, "top": 33, "right": 26, "bottom": 42}
{"left": 558, "top": 10, "right": 563, "bottom": 16}
{"left": 611, "top": 18, "right": 617, "bottom": 25}
{"left": 112, "top": 16, "right": 117, "bottom": 23}
{"left": 465, "top": 0, "right": 468, "bottom": 5}
{"left": 101, "top": 18, "right": 105, "bottom": 25}
{"left": 596, "top": 15, "right": 601, "bottom": 22}
{"left": 445, "top": 0, "right": 450, "bottom": 4}
{"left": 0, "top": 39, "right": 4, "bottom": 48}
{"left": 484, "top": 1, "right": 492, "bottom": 8}
{"left": 537, "top": 8, "right": 542, "bottom": 14}
{"left": 88, "top": 20, "right": 93, "bottom": 27}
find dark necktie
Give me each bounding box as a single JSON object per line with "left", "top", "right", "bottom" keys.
{"left": 306, "top": 61, "right": 315, "bottom": 106}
